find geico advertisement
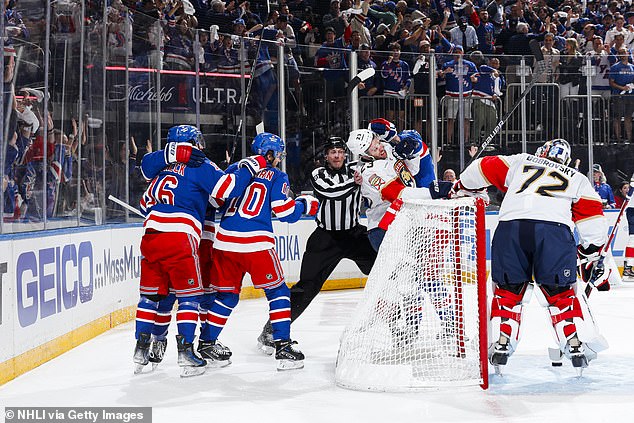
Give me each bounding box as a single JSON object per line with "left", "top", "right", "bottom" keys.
{"left": 0, "top": 227, "right": 143, "bottom": 362}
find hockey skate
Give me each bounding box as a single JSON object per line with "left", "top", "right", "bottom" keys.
{"left": 489, "top": 334, "right": 511, "bottom": 375}
{"left": 622, "top": 265, "right": 634, "bottom": 282}
{"left": 198, "top": 339, "right": 232, "bottom": 368}
{"left": 275, "top": 339, "right": 305, "bottom": 371}
{"left": 133, "top": 333, "right": 151, "bottom": 374}
{"left": 176, "top": 335, "right": 207, "bottom": 377}
{"left": 257, "top": 321, "right": 275, "bottom": 355}
{"left": 149, "top": 338, "right": 167, "bottom": 371}
{"left": 565, "top": 335, "right": 588, "bottom": 377}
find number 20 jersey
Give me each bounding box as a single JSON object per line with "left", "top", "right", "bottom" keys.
{"left": 214, "top": 165, "right": 304, "bottom": 253}
{"left": 460, "top": 153, "right": 607, "bottom": 247}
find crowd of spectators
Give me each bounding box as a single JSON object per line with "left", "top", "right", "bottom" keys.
{"left": 2, "top": 0, "right": 634, "bottom": 227}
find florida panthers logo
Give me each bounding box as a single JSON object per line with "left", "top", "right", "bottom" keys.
{"left": 393, "top": 161, "right": 415, "bottom": 188}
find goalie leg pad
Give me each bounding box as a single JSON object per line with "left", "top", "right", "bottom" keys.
{"left": 489, "top": 282, "right": 530, "bottom": 361}
{"left": 540, "top": 285, "right": 583, "bottom": 352}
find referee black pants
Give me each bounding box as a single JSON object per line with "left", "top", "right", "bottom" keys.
{"left": 290, "top": 224, "right": 377, "bottom": 322}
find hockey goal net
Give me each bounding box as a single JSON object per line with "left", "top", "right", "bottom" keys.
{"left": 335, "top": 197, "right": 488, "bottom": 391}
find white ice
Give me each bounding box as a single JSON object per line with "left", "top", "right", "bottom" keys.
{"left": 2, "top": 285, "right": 634, "bottom": 423}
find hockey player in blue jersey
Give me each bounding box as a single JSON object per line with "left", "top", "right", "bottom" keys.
{"left": 208, "top": 132, "right": 319, "bottom": 370}
{"left": 133, "top": 125, "right": 266, "bottom": 377}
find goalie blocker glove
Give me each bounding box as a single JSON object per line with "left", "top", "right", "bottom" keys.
{"left": 165, "top": 142, "right": 207, "bottom": 167}
{"left": 428, "top": 180, "right": 454, "bottom": 200}
{"left": 577, "top": 244, "right": 610, "bottom": 291}
{"left": 237, "top": 155, "right": 268, "bottom": 177}
{"left": 295, "top": 194, "right": 319, "bottom": 216}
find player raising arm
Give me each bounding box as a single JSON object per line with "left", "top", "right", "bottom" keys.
{"left": 458, "top": 139, "right": 608, "bottom": 375}
{"left": 346, "top": 129, "right": 453, "bottom": 251}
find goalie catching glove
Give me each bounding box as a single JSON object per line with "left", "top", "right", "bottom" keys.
{"left": 238, "top": 155, "right": 267, "bottom": 177}
{"left": 451, "top": 179, "right": 490, "bottom": 205}
{"left": 577, "top": 244, "right": 610, "bottom": 291}
{"left": 165, "top": 142, "right": 207, "bottom": 167}
{"left": 295, "top": 194, "right": 319, "bottom": 216}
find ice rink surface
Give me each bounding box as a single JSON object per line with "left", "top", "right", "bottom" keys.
{"left": 2, "top": 284, "right": 634, "bottom": 423}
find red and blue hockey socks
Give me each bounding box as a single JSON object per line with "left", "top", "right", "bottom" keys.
{"left": 265, "top": 284, "right": 292, "bottom": 341}
{"left": 152, "top": 294, "right": 176, "bottom": 340}
{"left": 176, "top": 296, "right": 203, "bottom": 344}
{"left": 135, "top": 296, "right": 158, "bottom": 340}
{"left": 205, "top": 292, "right": 239, "bottom": 341}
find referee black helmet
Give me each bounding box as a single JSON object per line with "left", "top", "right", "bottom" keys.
{"left": 324, "top": 136, "right": 347, "bottom": 154}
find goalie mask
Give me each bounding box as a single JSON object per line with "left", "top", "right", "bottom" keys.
{"left": 536, "top": 138, "right": 571, "bottom": 166}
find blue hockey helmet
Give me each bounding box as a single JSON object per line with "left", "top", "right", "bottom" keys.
{"left": 251, "top": 132, "right": 285, "bottom": 160}
{"left": 167, "top": 125, "right": 205, "bottom": 148}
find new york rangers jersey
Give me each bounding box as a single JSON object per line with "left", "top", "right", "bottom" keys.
{"left": 460, "top": 153, "right": 607, "bottom": 246}
{"left": 413, "top": 141, "right": 435, "bottom": 188}
{"left": 214, "top": 164, "right": 305, "bottom": 253}
{"left": 359, "top": 143, "right": 425, "bottom": 230}
{"left": 139, "top": 151, "right": 253, "bottom": 243}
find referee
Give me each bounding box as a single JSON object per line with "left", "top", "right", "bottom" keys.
{"left": 257, "top": 137, "right": 377, "bottom": 353}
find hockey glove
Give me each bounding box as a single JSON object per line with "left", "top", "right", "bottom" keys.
{"left": 428, "top": 180, "right": 453, "bottom": 200}
{"left": 577, "top": 244, "right": 610, "bottom": 291}
{"left": 295, "top": 194, "right": 319, "bottom": 216}
{"left": 238, "top": 155, "right": 267, "bottom": 177}
{"left": 393, "top": 136, "right": 421, "bottom": 160}
{"left": 165, "top": 142, "right": 206, "bottom": 167}
{"left": 451, "top": 179, "right": 491, "bottom": 205}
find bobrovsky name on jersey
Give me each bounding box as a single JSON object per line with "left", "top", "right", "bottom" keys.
{"left": 14, "top": 241, "right": 141, "bottom": 328}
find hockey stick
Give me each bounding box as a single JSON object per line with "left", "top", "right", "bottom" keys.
{"left": 108, "top": 195, "right": 144, "bottom": 218}
{"left": 585, "top": 188, "right": 633, "bottom": 297}
{"left": 470, "top": 40, "right": 546, "bottom": 163}
{"left": 348, "top": 66, "right": 376, "bottom": 96}
{"left": 226, "top": 32, "right": 266, "bottom": 165}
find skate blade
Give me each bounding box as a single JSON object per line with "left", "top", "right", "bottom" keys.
{"left": 575, "top": 367, "right": 585, "bottom": 377}
{"left": 180, "top": 365, "right": 207, "bottom": 378}
{"left": 206, "top": 359, "right": 231, "bottom": 369}
{"left": 257, "top": 342, "right": 275, "bottom": 356}
{"left": 277, "top": 359, "right": 304, "bottom": 371}
{"left": 151, "top": 362, "right": 160, "bottom": 371}
{"left": 133, "top": 363, "right": 148, "bottom": 375}
{"left": 493, "top": 364, "right": 503, "bottom": 376}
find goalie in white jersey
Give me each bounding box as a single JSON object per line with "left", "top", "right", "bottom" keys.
{"left": 458, "top": 139, "right": 609, "bottom": 375}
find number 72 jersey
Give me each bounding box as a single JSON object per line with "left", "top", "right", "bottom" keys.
{"left": 460, "top": 153, "right": 607, "bottom": 247}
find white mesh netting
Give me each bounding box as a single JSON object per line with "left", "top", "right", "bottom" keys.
{"left": 335, "top": 197, "right": 487, "bottom": 391}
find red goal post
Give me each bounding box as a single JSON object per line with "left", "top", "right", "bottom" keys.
{"left": 335, "top": 197, "right": 489, "bottom": 391}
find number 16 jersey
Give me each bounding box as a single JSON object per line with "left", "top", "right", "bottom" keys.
{"left": 460, "top": 153, "right": 607, "bottom": 247}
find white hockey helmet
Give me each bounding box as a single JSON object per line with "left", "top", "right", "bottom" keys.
{"left": 347, "top": 129, "right": 375, "bottom": 157}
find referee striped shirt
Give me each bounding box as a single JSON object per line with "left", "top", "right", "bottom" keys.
{"left": 311, "top": 161, "right": 363, "bottom": 231}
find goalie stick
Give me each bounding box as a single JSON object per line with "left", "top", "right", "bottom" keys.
{"left": 585, "top": 186, "right": 633, "bottom": 297}
{"left": 470, "top": 40, "right": 547, "bottom": 163}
